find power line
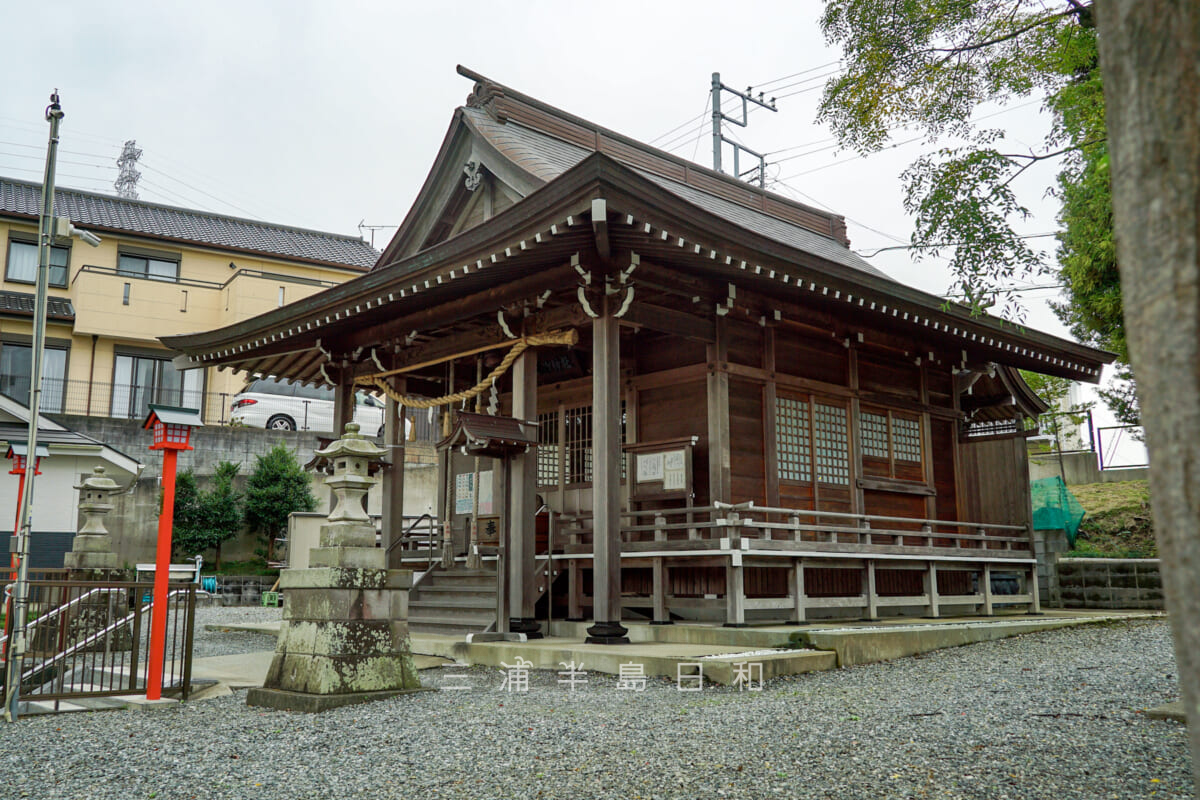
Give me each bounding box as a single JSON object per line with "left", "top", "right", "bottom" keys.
{"left": 856, "top": 232, "right": 1058, "bottom": 257}
{"left": 747, "top": 60, "right": 843, "bottom": 90}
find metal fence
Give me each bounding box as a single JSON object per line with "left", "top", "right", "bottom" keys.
{"left": 1, "top": 578, "right": 196, "bottom": 707}
{"left": 1, "top": 377, "right": 442, "bottom": 441}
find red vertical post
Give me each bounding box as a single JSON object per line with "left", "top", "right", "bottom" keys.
{"left": 10, "top": 471, "right": 25, "bottom": 573}
{"left": 145, "top": 448, "right": 178, "bottom": 701}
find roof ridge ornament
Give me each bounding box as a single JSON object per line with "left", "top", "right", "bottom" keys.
{"left": 466, "top": 80, "right": 506, "bottom": 119}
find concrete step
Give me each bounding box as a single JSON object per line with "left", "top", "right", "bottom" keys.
{"left": 408, "top": 613, "right": 495, "bottom": 635}
{"left": 411, "top": 596, "right": 495, "bottom": 610}
{"left": 412, "top": 584, "right": 495, "bottom": 600}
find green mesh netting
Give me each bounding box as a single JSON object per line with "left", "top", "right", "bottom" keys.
{"left": 1031, "top": 476, "right": 1086, "bottom": 546}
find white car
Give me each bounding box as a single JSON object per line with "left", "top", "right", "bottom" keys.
{"left": 230, "top": 378, "right": 386, "bottom": 436}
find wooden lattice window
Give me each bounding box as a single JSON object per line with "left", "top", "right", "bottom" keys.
{"left": 564, "top": 404, "right": 593, "bottom": 484}
{"left": 775, "top": 396, "right": 811, "bottom": 482}
{"left": 860, "top": 410, "right": 889, "bottom": 459}
{"left": 813, "top": 402, "right": 850, "bottom": 485}
{"left": 859, "top": 406, "right": 924, "bottom": 479}
{"left": 537, "top": 411, "right": 559, "bottom": 487}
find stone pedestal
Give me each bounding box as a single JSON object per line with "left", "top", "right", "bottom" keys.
{"left": 247, "top": 423, "right": 423, "bottom": 712}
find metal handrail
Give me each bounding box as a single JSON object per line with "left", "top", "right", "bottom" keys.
{"left": 0, "top": 585, "right": 124, "bottom": 647}
{"left": 21, "top": 587, "right": 192, "bottom": 685}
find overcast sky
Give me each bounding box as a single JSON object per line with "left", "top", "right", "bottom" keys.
{"left": 0, "top": 1, "right": 1139, "bottom": 459}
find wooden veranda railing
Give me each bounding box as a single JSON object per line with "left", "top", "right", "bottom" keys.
{"left": 548, "top": 502, "right": 1038, "bottom": 625}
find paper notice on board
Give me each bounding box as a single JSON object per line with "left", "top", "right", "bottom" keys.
{"left": 663, "top": 450, "right": 685, "bottom": 471}
{"left": 663, "top": 467, "right": 686, "bottom": 491}
{"left": 454, "top": 473, "right": 474, "bottom": 515}
{"left": 636, "top": 452, "right": 664, "bottom": 483}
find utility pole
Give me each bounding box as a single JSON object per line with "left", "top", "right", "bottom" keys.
{"left": 4, "top": 91, "right": 63, "bottom": 722}
{"left": 4, "top": 92, "right": 102, "bottom": 723}
{"left": 711, "top": 73, "right": 778, "bottom": 187}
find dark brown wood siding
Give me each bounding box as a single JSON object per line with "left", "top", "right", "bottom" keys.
{"left": 638, "top": 380, "right": 709, "bottom": 504}
{"left": 729, "top": 378, "right": 766, "bottom": 505}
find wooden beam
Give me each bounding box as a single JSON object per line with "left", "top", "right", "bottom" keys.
{"left": 591, "top": 198, "right": 611, "bottom": 260}
{"left": 383, "top": 378, "right": 407, "bottom": 570}
{"left": 619, "top": 301, "right": 715, "bottom": 343}
{"left": 509, "top": 350, "right": 541, "bottom": 637}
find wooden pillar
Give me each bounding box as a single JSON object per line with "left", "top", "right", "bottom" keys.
{"left": 332, "top": 370, "right": 355, "bottom": 435}
{"left": 926, "top": 561, "right": 941, "bottom": 618}
{"left": 652, "top": 513, "right": 670, "bottom": 625}
{"left": 982, "top": 563, "right": 994, "bottom": 615}
{"left": 509, "top": 350, "right": 541, "bottom": 637}
{"left": 790, "top": 558, "right": 807, "bottom": 624}
{"left": 383, "top": 379, "right": 407, "bottom": 570}
{"left": 724, "top": 510, "right": 746, "bottom": 626}
{"left": 865, "top": 559, "right": 878, "bottom": 620}
{"left": 706, "top": 318, "right": 732, "bottom": 504}
{"left": 586, "top": 309, "right": 629, "bottom": 643}
{"left": 1027, "top": 563, "right": 1042, "bottom": 615}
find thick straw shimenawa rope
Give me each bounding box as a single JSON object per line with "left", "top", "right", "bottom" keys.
{"left": 355, "top": 329, "right": 577, "bottom": 408}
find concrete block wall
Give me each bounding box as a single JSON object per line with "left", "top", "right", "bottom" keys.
{"left": 1056, "top": 557, "right": 1164, "bottom": 610}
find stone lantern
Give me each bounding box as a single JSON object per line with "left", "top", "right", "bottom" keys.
{"left": 248, "top": 422, "right": 423, "bottom": 712}
{"left": 64, "top": 466, "right": 122, "bottom": 571}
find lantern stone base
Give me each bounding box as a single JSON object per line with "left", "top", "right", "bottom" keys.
{"left": 247, "top": 564, "right": 422, "bottom": 713}
{"left": 63, "top": 533, "right": 119, "bottom": 570}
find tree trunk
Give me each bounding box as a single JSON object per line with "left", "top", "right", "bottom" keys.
{"left": 1097, "top": 2, "right": 1200, "bottom": 790}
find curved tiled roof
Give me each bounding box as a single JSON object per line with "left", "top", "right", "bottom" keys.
{"left": 0, "top": 177, "right": 378, "bottom": 269}
{"left": 461, "top": 107, "right": 891, "bottom": 282}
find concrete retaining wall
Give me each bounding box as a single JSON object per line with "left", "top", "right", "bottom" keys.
{"left": 1056, "top": 557, "right": 1164, "bottom": 610}
{"left": 1028, "top": 449, "right": 1148, "bottom": 485}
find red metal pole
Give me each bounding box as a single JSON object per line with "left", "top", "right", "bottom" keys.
{"left": 145, "top": 448, "right": 178, "bottom": 700}
{"left": 10, "top": 471, "right": 25, "bottom": 573}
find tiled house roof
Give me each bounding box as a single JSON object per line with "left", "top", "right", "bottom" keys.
{"left": 0, "top": 290, "right": 74, "bottom": 320}
{"left": 0, "top": 177, "right": 379, "bottom": 270}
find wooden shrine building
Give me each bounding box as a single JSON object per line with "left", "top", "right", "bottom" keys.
{"left": 164, "top": 66, "right": 1113, "bottom": 642}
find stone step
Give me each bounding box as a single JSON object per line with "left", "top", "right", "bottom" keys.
{"left": 410, "top": 598, "right": 496, "bottom": 613}
{"left": 407, "top": 614, "right": 494, "bottom": 635}
{"left": 419, "top": 576, "right": 497, "bottom": 591}
{"left": 412, "top": 584, "right": 495, "bottom": 599}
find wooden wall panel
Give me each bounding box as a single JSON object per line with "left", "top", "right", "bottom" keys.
{"left": 726, "top": 320, "right": 764, "bottom": 368}
{"left": 926, "top": 368, "right": 955, "bottom": 408}
{"left": 807, "top": 567, "right": 861, "bottom": 597}
{"left": 775, "top": 332, "right": 849, "bottom": 385}
{"left": 858, "top": 352, "right": 921, "bottom": 400}
{"left": 931, "top": 417, "right": 959, "bottom": 526}
{"left": 635, "top": 333, "right": 706, "bottom": 373}
{"left": 957, "top": 435, "right": 1033, "bottom": 531}
{"left": 638, "top": 380, "right": 709, "bottom": 504}
{"left": 728, "top": 378, "right": 765, "bottom": 505}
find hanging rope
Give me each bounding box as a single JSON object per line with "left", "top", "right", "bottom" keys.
{"left": 355, "top": 329, "right": 577, "bottom": 409}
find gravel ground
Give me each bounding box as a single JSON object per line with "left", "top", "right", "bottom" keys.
{"left": 189, "top": 606, "right": 284, "bottom": 659}
{"left": 0, "top": 618, "right": 1189, "bottom": 799}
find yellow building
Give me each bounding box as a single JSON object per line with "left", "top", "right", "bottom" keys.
{"left": 0, "top": 176, "right": 378, "bottom": 423}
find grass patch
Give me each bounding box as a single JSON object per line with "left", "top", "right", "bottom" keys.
{"left": 1069, "top": 480, "right": 1155, "bottom": 558}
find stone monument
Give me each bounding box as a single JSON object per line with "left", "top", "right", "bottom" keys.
{"left": 247, "top": 423, "right": 423, "bottom": 712}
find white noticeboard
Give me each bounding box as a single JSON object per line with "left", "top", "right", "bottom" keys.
{"left": 636, "top": 452, "right": 664, "bottom": 483}
{"left": 454, "top": 473, "right": 474, "bottom": 515}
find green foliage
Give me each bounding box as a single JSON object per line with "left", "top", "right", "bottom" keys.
{"left": 244, "top": 443, "right": 316, "bottom": 548}
{"left": 173, "top": 462, "right": 244, "bottom": 564}
{"left": 818, "top": 1, "right": 1105, "bottom": 320}
{"left": 1021, "top": 369, "right": 1093, "bottom": 448}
